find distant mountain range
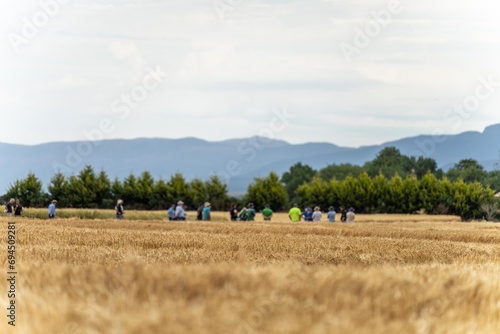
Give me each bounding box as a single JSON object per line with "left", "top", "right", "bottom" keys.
{"left": 2, "top": 124, "right": 500, "bottom": 194}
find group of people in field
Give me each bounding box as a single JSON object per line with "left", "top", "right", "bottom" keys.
{"left": 228, "top": 203, "right": 273, "bottom": 221}
{"left": 287, "top": 204, "right": 355, "bottom": 223}
{"left": 5, "top": 197, "right": 355, "bottom": 223}
{"left": 3, "top": 198, "right": 22, "bottom": 217}
{"left": 3, "top": 198, "right": 59, "bottom": 219}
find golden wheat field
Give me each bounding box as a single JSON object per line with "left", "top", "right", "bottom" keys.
{"left": 1, "top": 212, "right": 499, "bottom": 334}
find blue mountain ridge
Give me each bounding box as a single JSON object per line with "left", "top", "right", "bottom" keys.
{"left": 1, "top": 124, "right": 499, "bottom": 194}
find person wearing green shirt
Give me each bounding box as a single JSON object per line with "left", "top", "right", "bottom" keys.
{"left": 262, "top": 204, "right": 273, "bottom": 221}
{"left": 288, "top": 203, "right": 301, "bottom": 222}
{"left": 246, "top": 203, "right": 257, "bottom": 221}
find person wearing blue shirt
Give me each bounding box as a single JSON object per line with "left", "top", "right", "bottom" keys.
{"left": 168, "top": 204, "right": 176, "bottom": 221}
{"left": 48, "top": 200, "right": 57, "bottom": 219}
{"left": 174, "top": 200, "right": 186, "bottom": 221}
{"left": 302, "top": 207, "right": 313, "bottom": 222}
{"left": 115, "top": 199, "right": 124, "bottom": 220}
{"left": 202, "top": 202, "right": 211, "bottom": 221}
{"left": 327, "top": 206, "right": 336, "bottom": 222}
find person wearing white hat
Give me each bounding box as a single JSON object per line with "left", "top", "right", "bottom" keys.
{"left": 174, "top": 200, "right": 186, "bottom": 221}
{"left": 202, "top": 202, "right": 211, "bottom": 221}
{"left": 115, "top": 199, "right": 125, "bottom": 220}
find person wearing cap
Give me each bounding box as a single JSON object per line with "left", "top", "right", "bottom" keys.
{"left": 115, "top": 199, "right": 125, "bottom": 220}
{"left": 246, "top": 203, "right": 256, "bottom": 221}
{"left": 346, "top": 207, "right": 355, "bottom": 223}
{"left": 174, "top": 200, "right": 186, "bottom": 221}
{"left": 327, "top": 206, "right": 336, "bottom": 223}
{"left": 262, "top": 204, "right": 273, "bottom": 221}
{"left": 312, "top": 206, "right": 322, "bottom": 222}
{"left": 48, "top": 200, "right": 57, "bottom": 219}
{"left": 202, "top": 202, "right": 211, "bottom": 221}
{"left": 302, "top": 207, "right": 313, "bottom": 222}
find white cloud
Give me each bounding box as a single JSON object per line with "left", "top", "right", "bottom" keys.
{"left": 1, "top": 0, "right": 500, "bottom": 147}
{"left": 73, "top": 3, "right": 116, "bottom": 10}
{"left": 108, "top": 41, "right": 147, "bottom": 70}
{"left": 0, "top": 92, "right": 20, "bottom": 106}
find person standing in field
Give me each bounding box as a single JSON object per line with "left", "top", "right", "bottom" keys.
{"left": 339, "top": 206, "right": 347, "bottom": 223}
{"left": 288, "top": 203, "right": 301, "bottom": 222}
{"left": 5, "top": 198, "right": 15, "bottom": 217}
{"left": 262, "top": 204, "right": 273, "bottom": 221}
{"left": 168, "top": 204, "right": 176, "bottom": 221}
{"left": 202, "top": 202, "right": 211, "bottom": 221}
{"left": 196, "top": 203, "right": 204, "bottom": 221}
{"left": 115, "top": 199, "right": 124, "bottom": 220}
{"left": 327, "top": 206, "right": 336, "bottom": 222}
{"left": 230, "top": 204, "right": 238, "bottom": 221}
{"left": 346, "top": 207, "right": 355, "bottom": 223}
{"left": 48, "top": 200, "right": 57, "bottom": 219}
{"left": 14, "top": 199, "right": 22, "bottom": 217}
{"left": 246, "top": 203, "right": 256, "bottom": 221}
{"left": 174, "top": 200, "right": 186, "bottom": 221}
{"left": 312, "top": 206, "right": 322, "bottom": 222}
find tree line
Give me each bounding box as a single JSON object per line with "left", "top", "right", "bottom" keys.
{"left": 2, "top": 147, "right": 499, "bottom": 221}
{"left": 281, "top": 147, "right": 500, "bottom": 202}
{"left": 2, "top": 166, "right": 229, "bottom": 211}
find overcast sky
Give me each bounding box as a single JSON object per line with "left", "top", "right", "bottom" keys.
{"left": 1, "top": 0, "right": 500, "bottom": 148}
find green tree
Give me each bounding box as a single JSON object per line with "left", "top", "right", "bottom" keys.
{"left": 68, "top": 165, "right": 99, "bottom": 208}
{"left": 327, "top": 178, "right": 343, "bottom": 210}
{"left": 4, "top": 173, "right": 45, "bottom": 207}
{"left": 402, "top": 176, "right": 420, "bottom": 213}
{"left": 294, "top": 183, "right": 311, "bottom": 208}
{"left": 436, "top": 177, "right": 453, "bottom": 214}
{"left": 95, "top": 170, "right": 112, "bottom": 208}
{"left": 121, "top": 173, "right": 139, "bottom": 208}
{"left": 449, "top": 180, "right": 493, "bottom": 221}
{"left": 386, "top": 173, "right": 405, "bottom": 213}
{"left": 168, "top": 173, "right": 190, "bottom": 208}
{"left": 47, "top": 172, "right": 70, "bottom": 207}
{"left": 136, "top": 171, "right": 155, "bottom": 209}
{"left": 110, "top": 177, "right": 123, "bottom": 202}
{"left": 450, "top": 179, "right": 470, "bottom": 221}
{"left": 485, "top": 170, "right": 500, "bottom": 192}
{"left": 245, "top": 172, "right": 289, "bottom": 211}
{"left": 318, "top": 163, "right": 364, "bottom": 181}
{"left": 150, "top": 178, "right": 172, "bottom": 210}
{"left": 205, "top": 175, "right": 229, "bottom": 210}
{"left": 364, "top": 147, "right": 409, "bottom": 179}
{"left": 446, "top": 159, "right": 488, "bottom": 183}
{"left": 300, "top": 176, "right": 330, "bottom": 210}
{"left": 371, "top": 173, "right": 389, "bottom": 213}
{"left": 355, "top": 172, "right": 374, "bottom": 213}
{"left": 408, "top": 156, "right": 440, "bottom": 178}
{"left": 281, "top": 163, "right": 317, "bottom": 202}
{"left": 188, "top": 178, "right": 207, "bottom": 208}
{"left": 419, "top": 173, "right": 442, "bottom": 214}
